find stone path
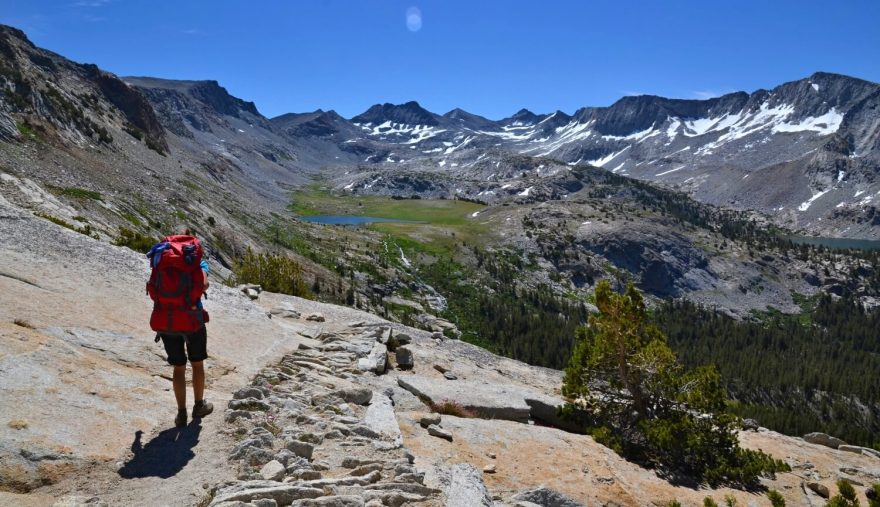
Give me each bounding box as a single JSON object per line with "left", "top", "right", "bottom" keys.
{"left": 211, "top": 323, "right": 446, "bottom": 507}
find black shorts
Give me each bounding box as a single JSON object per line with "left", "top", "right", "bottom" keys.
{"left": 160, "top": 326, "right": 208, "bottom": 366}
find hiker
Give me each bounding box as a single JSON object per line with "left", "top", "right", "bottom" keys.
{"left": 146, "top": 229, "right": 214, "bottom": 427}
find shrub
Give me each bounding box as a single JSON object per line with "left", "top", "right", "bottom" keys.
{"left": 56, "top": 186, "right": 102, "bottom": 201}
{"left": 145, "top": 137, "right": 166, "bottom": 156}
{"left": 113, "top": 227, "right": 157, "bottom": 253}
{"left": 560, "top": 280, "right": 788, "bottom": 487}
{"left": 703, "top": 498, "right": 719, "bottom": 507}
{"left": 13, "top": 319, "right": 34, "bottom": 329}
{"left": 429, "top": 399, "right": 476, "bottom": 418}
{"left": 232, "top": 248, "right": 310, "bottom": 298}
{"left": 766, "top": 490, "right": 785, "bottom": 507}
{"left": 123, "top": 124, "right": 144, "bottom": 140}
{"left": 869, "top": 484, "right": 880, "bottom": 507}
{"left": 7, "top": 419, "right": 28, "bottom": 430}
{"left": 827, "top": 480, "right": 860, "bottom": 507}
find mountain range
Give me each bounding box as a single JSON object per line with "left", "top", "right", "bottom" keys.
{"left": 1, "top": 24, "right": 878, "bottom": 239}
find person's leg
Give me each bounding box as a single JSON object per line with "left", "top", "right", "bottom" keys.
{"left": 191, "top": 361, "right": 204, "bottom": 402}
{"left": 187, "top": 326, "right": 213, "bottom": 418}
{"left": 172, "top": 365, "right": 187, "bottom": 409}
{"left": 160, "top": 334, "right": 189, "bottom": 426}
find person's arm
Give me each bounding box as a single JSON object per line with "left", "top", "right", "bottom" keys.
{"left": 200, "top": 259, "right": 210, "bottom": 290}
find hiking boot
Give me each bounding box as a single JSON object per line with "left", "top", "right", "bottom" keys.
{"left": 175, "top": 408, "right": 187, "bottom": 427}
{"left": 192, "top": 399, "right": 213, "bottom": 419}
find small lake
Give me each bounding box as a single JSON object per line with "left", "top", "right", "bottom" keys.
{"left": 300, "top": 215, "right": 422, "bottom": 225}
{"left": 785, "top": 235, "right": 880, "bottom": 251}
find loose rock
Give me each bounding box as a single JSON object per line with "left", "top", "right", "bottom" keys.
{"left": 260, "top": 460, "right": 286, "bottom": 481}
{"left": 395, "top": 346, "right": 414, "bottom": 370}
{"left": 806, "top": 482, "right": 830, "bottom": 498}
{"left": 286, "top": 440, "right": 315, "bottom": 460}
{"left": 444, "top": 464, "right": 492, "bottom": 507}
{"left": 418, "top": 414, "right": 441, "bottom": 428}
{"left": 427, "top": 424, "right": 453, "bottom": 441}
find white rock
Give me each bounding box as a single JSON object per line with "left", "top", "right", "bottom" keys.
{"left": 259, "top": 460, "right": 285, "bottom": 481}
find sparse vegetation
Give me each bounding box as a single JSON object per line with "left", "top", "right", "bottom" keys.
{"left": 112, "top": 227, "right": 157, "bottom": 253}
{"left": 52, "top": 186, "right": 103, "bottom": 201}
{"left": 7, "top": 419, "right": 28, "bottom": 430}
{"left": 428, "top": 399, "right": 476, "bottom": 418}
{"left": 232, "top": 248, "right": 311, "bottom": 298}
{"left": 13, "top": 318, "right": 34, "bottom": 329}
{"left": 34, "top": 212, "right": 99, "bottom": 238}
{"left": 766, "top": 490, "right": 785, "bottom": 507}
{"left": 827, "top": 480, "right": 860, "bottom": 507}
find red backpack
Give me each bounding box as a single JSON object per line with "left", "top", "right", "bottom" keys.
{"left": 146, "top": 235, "right": 208, "bottom": 334}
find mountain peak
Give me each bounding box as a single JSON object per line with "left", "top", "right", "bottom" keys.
{"left": 125, "top": 77, "right": 260, "bottom": 117}
{"left": 351, "top": 101, "right": 439, "bottom": 126}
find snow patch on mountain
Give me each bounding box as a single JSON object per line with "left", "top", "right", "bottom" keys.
{"left": 772, "top": 108, "right": 843, "bottom": 135}
{"left": 798, "top": 188, "right": 831, "bottom": 211}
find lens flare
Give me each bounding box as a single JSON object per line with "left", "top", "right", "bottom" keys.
{"left": 406, "top": 7, "right": 422, "bottom": 32}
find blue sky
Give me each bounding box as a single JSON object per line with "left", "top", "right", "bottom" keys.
{"left": 2, "top": 1, "right": 879, "bottom": 120}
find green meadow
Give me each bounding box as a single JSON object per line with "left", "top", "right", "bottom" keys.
{"left": 290, "top": 187, "right": 489, "bottom": 251}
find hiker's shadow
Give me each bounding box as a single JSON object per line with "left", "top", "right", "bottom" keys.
{"left": 118, "top": 420, "right": 202, "bottom": 479}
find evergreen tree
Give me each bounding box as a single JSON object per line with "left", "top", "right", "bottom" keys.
{"left": 561, "top": 280, "right": 788, "bottom": 486}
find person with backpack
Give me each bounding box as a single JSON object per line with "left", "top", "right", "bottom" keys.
{"left": 146, "top": 231, "right": 214, "bottom": 427}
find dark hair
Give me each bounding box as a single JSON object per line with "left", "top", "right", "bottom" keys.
{"left": 183, "top": 227, "right": 194, "bottom": 236}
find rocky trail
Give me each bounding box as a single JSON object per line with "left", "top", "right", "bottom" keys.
{"left": 2, "top": 195, "right": 880, "bottom": 506}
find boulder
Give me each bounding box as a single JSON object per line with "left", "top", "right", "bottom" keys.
{"left": 357, "top": 342, "right": 388, "bottom": 374}
{"left": 803, "top": 432, "right": 846, "bottom": 449}
{"left": 444, "top": 464, "right": 492, "bottom": 507}
{"left": 395, "top": 346, "right": 414, "bottom": 370}
{"left": 259, "top": 460, "right": 286, "bottom": 481}
{"left": 395, "top": 333, "right": 413, "bottom": 345}
{"left": 806, "top": 482, "right": 830, "bottom": 498}
{"left": 398, "top": 375, "right": 564, "bottom": 424}
{"left": 510, "top": 487, "right": 585, "bottom": 506}
{"left": 363, "top": 394, "right": 402, "bottom": 441}
{"left": 419, "top": 414, "right": 441, "bottom": 428}
{"left": 427, "top": 425, "right": 453, "bottom": 441}
{"left": 741, "top": 418, "right": 760, "bottom": 431}
{"left": 305, "top": 313, "right": 325, "bottom": 322}
{"left": 285, "top": 440, "right": 315, "bottom": 460}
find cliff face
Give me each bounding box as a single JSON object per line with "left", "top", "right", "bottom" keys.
{"left": 0, "top": 25, "right": 167, "bottom": 151}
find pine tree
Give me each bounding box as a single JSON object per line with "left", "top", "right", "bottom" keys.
{"left": 561, "top": 280, "right": 788, "bottom": 486}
